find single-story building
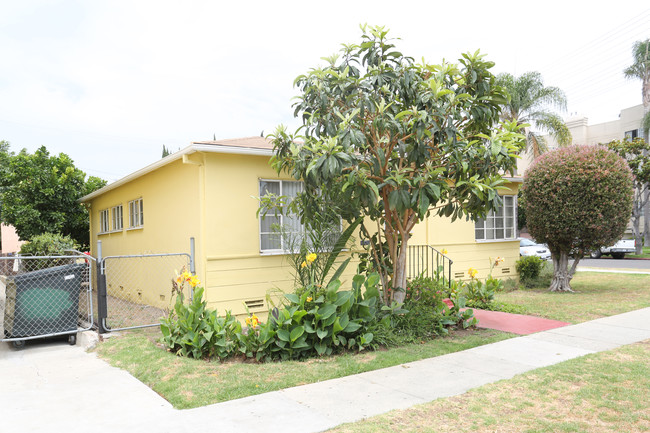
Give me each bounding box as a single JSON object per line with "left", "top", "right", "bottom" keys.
{"left": 80, "top": 137, "right": 521, "bottom": 316}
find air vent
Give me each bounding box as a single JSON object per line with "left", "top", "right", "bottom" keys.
{"left": 245, "top": 299, "right": 265, "bottom": 309}
{"left": 501, "top": 267, "right": 511, "bottom": 274}
{"left": 454, "top": 272, "right": 465, "bottom": 279}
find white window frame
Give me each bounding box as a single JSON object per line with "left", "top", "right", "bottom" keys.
{"left": 259, "top": 179, "right": 304, "bottom": 254}
{"left": 128, "top": 198, "right": 144, "bottom": 229}
{"left": 475, "top": 195, "right": 517, "bottom": 242}
{"left": 111, "top": 205, "right": 123, "bottom": 231}
{"left": 99, "top": 209, "right": 110, "bottom": 234}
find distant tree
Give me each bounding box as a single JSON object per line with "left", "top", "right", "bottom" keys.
{"left": 605, "top": 138, "right": 650, "bottom": 254}
{"left": 0, "top": 146, "right": 107, "bottom": 248}
{"left": 496, "top": 72, "right": 571, "bottom": 158}
{"left": 162, "top": 145, "right": 171, "bottom": 158}
{"left": 270, "top": 25, "right": 525, "bottom": 303}
{"left": 522, "top": 146, "right": 633, "bottom": 292}
{"left": 623, "top": 39, "right": 650, "bottom": 246}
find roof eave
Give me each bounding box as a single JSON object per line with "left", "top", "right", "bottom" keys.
{"left": 79, "top": 144, "right": 274, "bottom": 203}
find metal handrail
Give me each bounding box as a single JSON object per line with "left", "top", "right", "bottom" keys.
{"left": 407, "top": 244, "right": 453, "bottom": 288}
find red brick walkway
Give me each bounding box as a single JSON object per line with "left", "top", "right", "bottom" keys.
{"left": 471, "top": 309, "right": 570, "bottom": 335}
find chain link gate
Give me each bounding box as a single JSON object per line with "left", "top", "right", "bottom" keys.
{"left": 97, "top": 252, "right": 192, "bottom": 332}
{"left": 0, "top": 252, "right": 95, "bottom": 349}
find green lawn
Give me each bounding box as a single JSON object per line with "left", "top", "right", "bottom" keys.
{"left": 96, "top": 328, "right": 512, "bottom": 409}
{"left": 496, "top": 271, "right": 650, "bottom": 323}
{"left": 328, "top": 340, "right": 650, "bottom": 433}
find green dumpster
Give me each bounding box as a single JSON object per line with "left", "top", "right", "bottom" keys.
{"left": 3, "top": 263, "right": 85, "bottom": 344}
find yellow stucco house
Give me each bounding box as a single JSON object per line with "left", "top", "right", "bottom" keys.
{"left": 81, "top": 137, "right": 521, "bottom": 316}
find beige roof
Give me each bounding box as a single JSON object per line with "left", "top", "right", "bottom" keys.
{"left": 193, "top": 136, "right": 273, "bottom": 150}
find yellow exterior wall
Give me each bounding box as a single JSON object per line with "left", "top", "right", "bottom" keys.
{"left": 86, "top": 149, "right": 520, "bottom": 316}
{"left": 410, "top": 182, "right": 521, "bottom": 281}
{"left": 201, "top": 152, "right": 358, "bottom": 315}
{"left": 88, "top": 158, "right": 201, "bottom": 308}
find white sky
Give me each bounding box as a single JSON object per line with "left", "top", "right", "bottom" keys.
{"left": 1, "top": 1, "right": 649, "bottom": 182}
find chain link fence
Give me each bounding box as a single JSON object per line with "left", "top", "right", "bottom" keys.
{"left": 99, "top": 253, "right": 191, "bottom": 331}
{"left": 0, "top": 253, "right": 94, "bottom": 349}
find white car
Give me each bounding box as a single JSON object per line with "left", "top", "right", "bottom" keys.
{"left": 519, "top": 238, "right": 551, "bottom": 260}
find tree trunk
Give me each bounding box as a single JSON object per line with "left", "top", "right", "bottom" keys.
{"left": 643, "top": 90, "right": 649, "bottom": 246}
{"left": 391, "top": 239, "right": 409, "bottom": 303}
{"left": 632, "top": 196, "right": 643, "bottom": 254}
{"left": 549, "top": 250, "right": 580, "bottom": 292}
{"left": 644, "top": 187, "right": 650, "bottom": 247}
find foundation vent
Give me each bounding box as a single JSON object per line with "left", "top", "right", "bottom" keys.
{"left": 501, "top": 267, "right": 511, "bottom": 274}
{"left": 245, "top": 299, "right": 265, "bottom": 309}
{"left": 454, "top": 272, "right": 465, "bottom": 279}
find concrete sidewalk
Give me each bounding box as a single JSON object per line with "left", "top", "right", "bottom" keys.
{"left": 1, "top": 308, "right": 649, "bottom": 433}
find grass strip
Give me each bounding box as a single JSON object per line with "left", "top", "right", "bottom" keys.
{"left": 497, "top": 272, "right": 650, "bottom": 323}
{"left": 96, "top": 328, "right": 512, "bottom": 409}
{"left": 329, "top": 340, "right": 650, "bottom": 433}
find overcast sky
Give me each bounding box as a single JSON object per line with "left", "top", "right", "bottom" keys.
{"left": 1, "top": 1, "right": 649, "bottom": 183}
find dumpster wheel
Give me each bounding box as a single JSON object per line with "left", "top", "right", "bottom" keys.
{"left": 68, "top": 334, "right": 77, "bottom": 345}
{"left": 12, "top": 340, "right": 25, "bottom": 350}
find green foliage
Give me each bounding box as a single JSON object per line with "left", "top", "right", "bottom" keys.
{"left": 257, "top": 274, "right": 386, "bottom": 361}
{"left": 18, "top": 232, "right": 79, "bottom": 270}
{"left": 463, "top": 278, "right": 497, "bottom": 309}
{"left": 393, "top": 276, "right": 476, "bottom": 341}
{"left": 19, "top": 232, "right": 79, "bottom": 256}
{"left": 160, "top": 287, "right": 240, "bottom": 359}
{"left": 270, "top": 25, "right": 525, "bottom": 302}
{"left": 522, "top": 146, "right": 633, "bottom": 259}
{"left": 605, "top": 138, "right": 650, "bottom": 252}
{"left": 516, "top": 255, "right": 544, "bottom": 282}
{"left": 0, "top": 145, "right": 106, "bottom": 248}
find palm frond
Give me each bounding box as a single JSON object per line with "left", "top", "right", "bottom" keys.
{"left": 527, "top": 131, "right": 548, "bottom": 158}
{"left": 533, "top": 113, "right": 572, "bottom": 146}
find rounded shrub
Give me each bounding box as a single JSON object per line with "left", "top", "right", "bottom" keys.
{"left": 19, "top": 232, "right": 79, "bottom": 256}
{"left": 521, "top": 145, "right": 633, "bottom": 291}
{"left": 515, "top": 255, "right": 544, "bottom": 282}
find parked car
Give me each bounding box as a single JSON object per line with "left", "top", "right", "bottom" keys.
{"left": 589, "top": 239, "right": 636, "bottom": 259}
{"left": 519, "top": 238, "right": 551, "bottom": 260}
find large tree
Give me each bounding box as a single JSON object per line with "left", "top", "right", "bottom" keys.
{"left": 496, "top": 71, "right": 571, "bottom": 158}
{"left": 605, "top": 138, "right": 650, "bottom": 254}
{"left": 624, "top": 39, "right": 650, "bottom": 247}
{"left": 522, "top": 146, "right": 633, "bottom": 292}
{"left": 270, "top": 26, "right": 524, "bottom": 303}
{"left": 0, "top": 145, "right": 106, "bottom": 248}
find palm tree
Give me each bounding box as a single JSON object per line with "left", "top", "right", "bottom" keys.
{"left": 624, "top": 39, "right": 650, "bottom": 142}
{"left": 496, "top": 71, "right": 571, "bottom": 158}
{"left": 624, "top": 39, "right": 650, "bottom": 247}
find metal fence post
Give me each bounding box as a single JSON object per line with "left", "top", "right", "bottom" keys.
{"left": 96, "top": 240, "right": 109, "bottom": 334}
{"left": 189, "top": 237, "right": 196, "bottom": 274}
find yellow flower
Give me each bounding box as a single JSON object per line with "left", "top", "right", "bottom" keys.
{"left": 441, "top": 248, "right": 448, "bottom": 255}
{"left": 301, "top": 261, "right": 307, "bottom": 268}
{"left": 245, "top": 317, "right": 251, "bottom": 326}
{"left": 468, "top": 267, "right": 478, "bottom": 279}
{"left": 495, "top": 256, "right": 504, "bottom": 266}
{"left": 306, "top": 253, "right": 317, "bottom": 264}
{"left": 250, "top": 315, "right": 260, "bottom": 327}
{"left": 188, "top": 275, "right": 201, "bottom": 288}
{"left": 306, "top": 297, "right": 313, "bottom": 302}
